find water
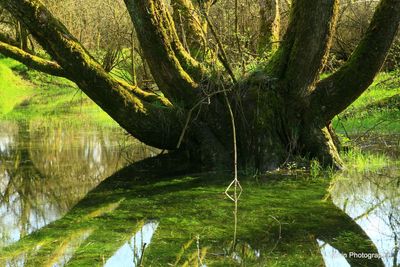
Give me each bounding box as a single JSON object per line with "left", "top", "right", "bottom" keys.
{"left": 104, "top": 221, "right": 159, "bottom": 267}
{"left": 328, "top": 166, "right": 400, "bottom": 267}
{"left": 0, "top": 119, "right": 154, "bottom": 248}
{"left": 0, "top": 118, "right": 398, "bottom": 266}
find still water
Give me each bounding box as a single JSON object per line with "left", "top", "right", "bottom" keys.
{"left": 0, "top": 119, "right": 398, "bottom": 266}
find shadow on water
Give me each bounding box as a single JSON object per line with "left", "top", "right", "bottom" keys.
{"left": 0, "top": 149, "right": 392, "bottom": 266}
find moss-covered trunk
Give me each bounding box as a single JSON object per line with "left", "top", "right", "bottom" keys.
{"left": 179, "top": 79, "right": 343, "bottom": 171}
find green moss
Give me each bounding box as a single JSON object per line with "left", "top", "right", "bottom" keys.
{"left": 0, "top": 160, "right": 385, "bottom": 266}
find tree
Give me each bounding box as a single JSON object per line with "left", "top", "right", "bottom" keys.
{"left": 0, "top": 0, "right": 399, "bottom": 171}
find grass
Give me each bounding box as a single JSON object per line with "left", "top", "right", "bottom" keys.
{"left": 341, "top": 147, "right": 395, "bottom": 172}
{"left": 0, "top": 58, "right": 117, "bottom": 128}
{"left": 333, "top": 70, "right": 400, "bottom": 135}
{"left": 0, "top": 57, "right": 33, "bottom": 114}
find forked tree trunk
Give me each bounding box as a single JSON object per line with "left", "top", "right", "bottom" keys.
{"left": 1, "top": 0, "right": 399, "bottom": 171}
{"left": 184, "top": 79, "right": 343, "bottom": 170}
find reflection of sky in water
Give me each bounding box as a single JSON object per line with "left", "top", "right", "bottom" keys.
{"left": 341, "top": 199, "right": 399, "bottom": 266}
{"left": 51, "top": 230, "right": 92, "bottom": 267}
{"left": 105, "top": 221, "right": 159, "bottom": 267}
{"left": 3, "top": 222, "right": 159, "bottom": 267}
{"left": 4, "top": 231, "right": 91, "bottom": 267}
{"left": 0, "top": 191, "right": 60, "bottom": 246}
{"left": 318, "top": 239, "right": 350, "bottom": 267}
{"left": 0, "top": 135, "right": 13, "bottom": 154}
{"left": 325, "top": 171, "right": 400, "bottom": 267}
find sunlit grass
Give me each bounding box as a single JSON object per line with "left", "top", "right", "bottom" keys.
{"left": 341, "top": 147, "right": 395, "bottom": 172}
{"left": 0, "top": 58, "right": 117, "bottom": 127}
{"left": 0, "top": 58, "right": 33, "bottom": 114}
{"left": 333, "top": 71, "right": 400, "bottom": 135}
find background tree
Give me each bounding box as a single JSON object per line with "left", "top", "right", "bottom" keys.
{"left": 0, "top": 0, "right": 399, "bottom": 171}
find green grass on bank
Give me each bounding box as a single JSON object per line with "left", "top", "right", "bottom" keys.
{"left": 333, "top": 71, "right": 400, "bottom": 135}
{"left": 0, "top": 58, "right": 33, "bottom": 114}
{"left": 0, "top": 57, "right": 116, "bottom": 127}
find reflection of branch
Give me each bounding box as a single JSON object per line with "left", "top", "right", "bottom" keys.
{"left": 389, "top": 212, "right": 399, "bottom": 267}
{"left": 352, "top": 196, "right": 389, "bottom": 221}
{"left": 269, "top": 215, "right": 283, "bottom": 253}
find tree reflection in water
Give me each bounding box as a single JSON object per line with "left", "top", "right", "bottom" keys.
{"left": 330, "top": 166, "right": 400, "bottom": 267}
{"left": 0, "top": 152, "right": 392, "bottom": 266}
{"left": 0, "top": 120, "right": 397, "bottom": 266}
{"left": 0, "top": 119, "right": 152, "bottom": 247}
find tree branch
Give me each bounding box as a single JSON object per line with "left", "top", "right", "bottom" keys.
{"left": 0, "top": 40, "right": 68, "bottom": 78}
{"left": 171, "top": 0, "right": 208, "bottom": 59}
{"left": 258, "top": 0, "right": 280, "bottom": 54}
{"left": 0, "top": 32, "right": 20, "bottom": 47}
{"left": 278, "top": 0, "right": 338, "bottom": 98}
{"left": 124, "top": 0, "right": 206, "bottom": 106}
{"left": 309, "top": 0, "right": 400, "bottom": 123}
{"left": 0, "top": 0, "right": 184, "bottom": 149}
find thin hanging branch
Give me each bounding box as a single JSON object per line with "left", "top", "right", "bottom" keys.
{"left": 223, "top": 85, "right": 242, "bottom": 251}
{"left": 234, "top": 0, "right": 245, "bottom": 74}
{"left": 202, "top": 11, "right": 237, "bottom": 83}
{"left": 176, "top": 89, "right": 231, "bottom": 149}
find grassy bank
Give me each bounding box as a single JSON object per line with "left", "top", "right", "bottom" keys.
{"left": 0, "top": 58, "right": 33, "bottom": 114}
{"left": 0, "top": 58, "right": 116, "bottom": 127}
{"left": 333, "top": 70, "right": 400, "bottom": 135}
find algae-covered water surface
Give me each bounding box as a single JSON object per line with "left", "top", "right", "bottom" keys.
{"left": 0, "top": 119, "right": 398, "bottom": 266}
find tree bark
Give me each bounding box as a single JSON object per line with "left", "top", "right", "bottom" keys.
{"left": 258, "top": 0, "right": 280, "bottom": 54}
{"left": 309, "top": 0, "right": 400, "bottom": 123}
{"left": 124, "top": 0, "right": 209, "bottom": 105}
{"left": 171, "top": 0, "right": 211, "bottom": 60}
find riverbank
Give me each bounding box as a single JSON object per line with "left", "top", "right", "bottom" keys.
{"left": 0, "top": 57, "right": 117, "bottom": 127}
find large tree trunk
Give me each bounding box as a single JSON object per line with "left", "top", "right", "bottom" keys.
{"left": 1, "top": 0, "right": 399, "bottom": 171}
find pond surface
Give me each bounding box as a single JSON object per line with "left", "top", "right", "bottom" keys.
{"left": 0, "top": 119, "right": 398, "bottom": 266}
